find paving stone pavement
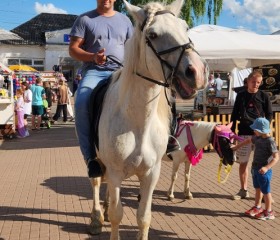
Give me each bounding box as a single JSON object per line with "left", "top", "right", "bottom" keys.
{"left": 0, "top": 121, "right": 279, "bottom": 240}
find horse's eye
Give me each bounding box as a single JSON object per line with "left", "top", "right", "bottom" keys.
{"left": 148, "top": 32, "right": 158, "bottom": 40}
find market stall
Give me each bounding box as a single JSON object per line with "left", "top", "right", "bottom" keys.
{"left": 0, "top": 63, "right": 15, "bottom": 138}
{"left": 176, "top": 25, "right": 280, "bottom": 146}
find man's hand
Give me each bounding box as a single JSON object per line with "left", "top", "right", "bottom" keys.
{"left": 259, "top": 166, "right": 268, "bottom": 175}
{"left": 94, "top": 48, "right": 106, "bottom": 65}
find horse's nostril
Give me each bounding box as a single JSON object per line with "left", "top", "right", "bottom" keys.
{"left": 185, "top": 66, "right": 193, "bottom": 76}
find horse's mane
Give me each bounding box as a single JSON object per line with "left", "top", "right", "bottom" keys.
{"left": 112, "top": 2, "right": 171, "bottom": 132}
{"left": 121, "top": 2, "right": 167, "bottom": 85}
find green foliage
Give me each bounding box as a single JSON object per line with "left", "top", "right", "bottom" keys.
{"left": 115, "top": 0, "right": 223, "bottom": 27}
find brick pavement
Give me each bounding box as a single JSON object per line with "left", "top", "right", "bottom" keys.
{"left": 0, "top": 121, "right": 279, "bottom": 240}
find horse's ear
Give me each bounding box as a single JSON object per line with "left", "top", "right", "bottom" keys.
{"left": 168, "top": 0, "right": 184, "bottom": 17}
{"left": 123, "top": 0, "right": 146, "bottom": 23}
{"left": 215, "top": 125, "right": 221, "bottom": 132}
{"left": 227, "top": 122, "right": 233, "bottom": 129}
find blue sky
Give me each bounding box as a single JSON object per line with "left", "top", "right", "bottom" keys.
{"left": 0, "top": 0, "right": 279, "bottom": 34}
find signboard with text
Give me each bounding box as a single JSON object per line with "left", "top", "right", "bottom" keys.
{"left": 254, "top": 64, "right": 280, "bottom": 96}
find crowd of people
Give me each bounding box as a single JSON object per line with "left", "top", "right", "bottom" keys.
{"left": 14, "top": 76, "right": 77, "bottom": 138}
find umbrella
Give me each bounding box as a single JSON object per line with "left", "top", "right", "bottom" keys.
{"left": 0, "top": 29, "right": 23, "bottom": 41}
{"left": 9, "top": 65, "right": 38, "bottom": 72}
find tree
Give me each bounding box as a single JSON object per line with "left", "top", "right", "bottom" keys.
{"left": 115, "top": 0, "right": 223, "bottom": 28}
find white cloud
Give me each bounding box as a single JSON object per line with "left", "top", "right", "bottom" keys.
{"left": 35, "top": 2, "right": 67, "bottom": 14}
{"left": 223, "top": 0, "right": 280, "bottom": 33}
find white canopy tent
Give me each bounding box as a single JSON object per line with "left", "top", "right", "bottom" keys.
{"left": 188, "top": 25, "right": 280, "bottom": 110}
{"left": 189, "top": 25, "right": 280, "bottom": 72}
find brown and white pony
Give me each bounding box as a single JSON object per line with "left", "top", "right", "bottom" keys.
{"left": 165, "top": 121, "right": 238, "bottom": 200}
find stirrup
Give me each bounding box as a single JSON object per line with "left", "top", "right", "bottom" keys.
{"left": 166, "top": 135, "right": 181, "bottom": 154}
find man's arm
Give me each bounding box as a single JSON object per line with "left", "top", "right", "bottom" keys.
{"left": 69, "top": 36, "right": 106, "bottom": 65}
{"left": 230, "top": 94, "right": 241, "bottom": 132}
{"left": 264, "top": 92, "right": 273, "bottom": 122}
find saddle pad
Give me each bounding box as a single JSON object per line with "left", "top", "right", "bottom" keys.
{"left": 89, "top": 78, "right": 111, "bottom": 151}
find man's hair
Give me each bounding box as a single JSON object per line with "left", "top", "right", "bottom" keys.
{"left": 248, "top": 71, "right": 262, "bottom": 79}
{"left": 36, "top": 77, "right": 42, "bottom": 84}
{"left": 214, "top": 73, "right": 220, "bottom": 78}
{"left": 43, "top": 81, "right": 50, "bottom": 88}
{"left": 21, "top": 81, "right": 30, "bottom": 89}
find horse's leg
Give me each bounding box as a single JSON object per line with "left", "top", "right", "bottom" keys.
{"left": 184, "top": 160, "right": 193, "bottom": 199}
{"left": 137, "top": 163, "right": 161, "bottom": 240}
{"left": 107, "top": 179, "right": 122, "bottom": 240}
{"left": 89, "top": 177, "right": 104, "bottom": 235}
{"left": 167, "top": 154, "right": 181, "bottom": 201}
{"left": 103, "top": 184, "right": 110, "bottom": 222}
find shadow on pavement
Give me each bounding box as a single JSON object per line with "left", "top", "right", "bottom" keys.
{"left": 0, "top": 122, "right": 79, "bottom": 150}
{"left": 0, "top": 205, "right": 186, "bottom": 240}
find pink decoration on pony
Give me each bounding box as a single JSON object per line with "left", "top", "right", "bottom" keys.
{"left": 176, "top": 120, "right": 203, "bottom": 166}
{"left": 215, "top": 122, "right": 233, "bottom": 134}
{"left": 184, "top": 145, "right": 203, "bottom": 166}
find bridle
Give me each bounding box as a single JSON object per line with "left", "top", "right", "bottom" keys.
{"left": 212, "top": 128, "right": 244, "bottom": 158}
{"left": 211, "top": 126, "right": 244, "bottom": 183}
{"left": 136, "top": 10, "right": 196, "bottom": 90}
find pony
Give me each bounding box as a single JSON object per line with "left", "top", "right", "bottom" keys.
{"left": 90, "top": 1, "right": 208, "bottom": 239}
{"left": 165, "top": 121, "right": 238, "bottom": 201}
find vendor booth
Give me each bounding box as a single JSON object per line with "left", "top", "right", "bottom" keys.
{"left": 177, "top": 25, "right": 280, "bottom": 147}
{"left": 0, "top": 63, "right": 15, "bottom": 138}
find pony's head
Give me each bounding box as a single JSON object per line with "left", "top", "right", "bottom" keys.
{"left": 213, "top": 122, "right": 237, "bottom": 166}
{"left": 124, "top": 0, "right": 209, "bottom": 99}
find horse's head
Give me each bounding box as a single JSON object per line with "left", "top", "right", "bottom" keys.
{"left": 213, "top": 122, "right": 237, "bottom": 166}
{"left": 124, "top": 0, "right": 209, "bottom": 99}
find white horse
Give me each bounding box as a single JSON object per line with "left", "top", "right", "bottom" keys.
{"left": 90, "top": 1, "right": 208, "bottom": 239}
{"left": 165, "top": 121, "right": 237, "bottom": 200}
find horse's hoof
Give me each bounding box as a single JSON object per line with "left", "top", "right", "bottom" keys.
{"left": 88, "top": 225, "right": 102, "bottom": 235}
{"left": 88, "top": 215, "right": 103, "bottom": 235}
{"left": 167, "top": 196, "right": 174, "bottom": 201}
{"left": 185, "top": 195, "right": 193, "bottom": 200}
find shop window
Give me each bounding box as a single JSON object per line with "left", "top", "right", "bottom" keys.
{"left": 20, "top": 59, "right": 32, "bottom": 65}
{"left": 34, "top": 60, "right": 44, "bottom": 65}
{"left": 8, "top": 59, "right": 19, "bottom": 65}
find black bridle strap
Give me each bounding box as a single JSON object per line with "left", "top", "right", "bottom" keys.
{"left": 157, "top": 42, "right": 194, "bottom": 56}
{"left": 140, "top": 10, "right": 175, "bottom": 31}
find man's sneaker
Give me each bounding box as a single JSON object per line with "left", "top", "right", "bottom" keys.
{"left": 245, "top": 206, "right": 263, "bottom": 217}
{"left": 232, "top": 189, "right": 249, "bottom": 200}
{"left": 255, "top": 210, "right": 275, "bottom": 220}
{"left": 87, "top": 158, "right": 103, "bottom": 178}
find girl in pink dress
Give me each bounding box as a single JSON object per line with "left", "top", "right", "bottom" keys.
{"left": 15, "top": 89, "right": 29, "bottom": 138}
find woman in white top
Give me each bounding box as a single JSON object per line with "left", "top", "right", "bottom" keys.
{"left": 21, "top": 81, "right": 33, "bottom": 127}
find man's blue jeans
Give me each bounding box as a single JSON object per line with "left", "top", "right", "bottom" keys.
{"left": 75, "top": 69, "right": 113, "bottom": 161}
